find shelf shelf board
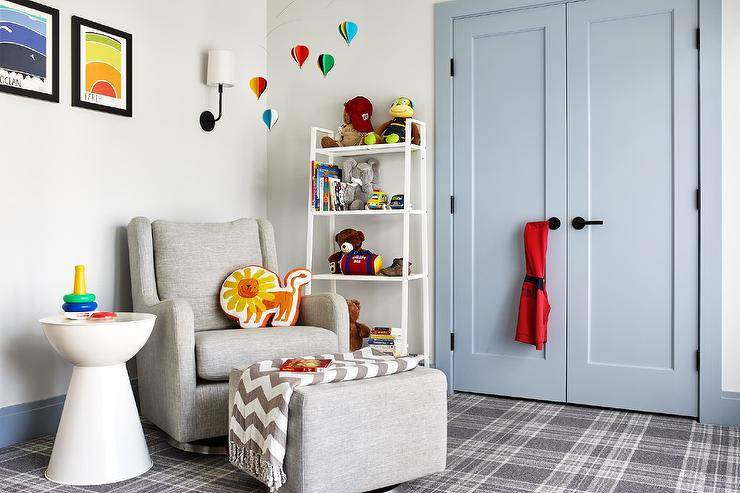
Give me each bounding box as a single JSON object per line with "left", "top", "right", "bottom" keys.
{"left": 311, "top": 209, "right": 426, "bottom": 216}
{"left": 313, "top": 143, "right": 424, "bottom": 157}
{"left": 312, "top": 273, "right": 425, "bottom": 282}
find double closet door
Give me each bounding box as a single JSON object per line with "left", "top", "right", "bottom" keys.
{"left": 452, "top": 0, "right": 699, "bottom": 416}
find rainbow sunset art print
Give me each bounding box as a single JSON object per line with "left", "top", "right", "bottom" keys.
{"left": 85, "top": 31, "right": 122, "bottom": 99}
{"left": 72, "top": 16, "right": 132, "bottom": 117}
{"left": 0, "top": 0, "right": 58, "bottom": 101}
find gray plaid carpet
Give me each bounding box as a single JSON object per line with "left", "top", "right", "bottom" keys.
{"left": 1, "top": 393, "right": 739, "bottom": 492}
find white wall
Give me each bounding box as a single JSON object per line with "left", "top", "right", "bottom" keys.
{"left": 722, "top": 0, "right": 740, "bottom": 392}
{"left": 0, "top": 0, "right": 267, "bottom": 408}
{"left": 265, "top": 0, "right": 442, "bottom": 357}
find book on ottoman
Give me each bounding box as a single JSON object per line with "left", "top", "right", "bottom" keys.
{"left": 279, "top": 358, "right": 334, "bottom": 373}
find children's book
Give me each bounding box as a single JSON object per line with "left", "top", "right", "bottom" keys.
{"left": 328, "top": 177, "right": 341, "bottom": 211}
{"left": 312, "top": 161, "right": 341, "bottom": 210}
{"left": 336, "top": 182, "right": 347, "bottom": 211}
{"left": 322, "top": 177, "right": 331, "bottom": 211}
{"left": 279, "top": 358, "right": 334, "bottom": 373}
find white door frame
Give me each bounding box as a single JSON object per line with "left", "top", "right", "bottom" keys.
{"left": 434, "top": 0, "right": 727, "bottom": 425}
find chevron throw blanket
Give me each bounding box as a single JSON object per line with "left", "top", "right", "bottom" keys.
{"left": 229, "top": 347, "right": 424, "bottom": 491}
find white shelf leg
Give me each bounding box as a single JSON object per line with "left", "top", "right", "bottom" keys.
{"left": 402, "top": 278, "right": 409, "bottom": 357}
{"left": 401, "top": 120, "right": 413, "bottom": 357}
{"left": 329, "top": 215, "right": 336, "bottom": 294}
{"left": 419, "top": 122, "right": 431, "bottom": 364}
{"left": 306, "top": 128, "right": 319, "bottom": 295}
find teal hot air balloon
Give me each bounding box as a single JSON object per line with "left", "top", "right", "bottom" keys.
{"left": 339, "top": 21, "right": 358, "bottom": 45}
{"left": 262, "top": 109, "right": 279, "bottom": 130}
{"left": 317, "top": 53, "right": 335, "bottom": 77}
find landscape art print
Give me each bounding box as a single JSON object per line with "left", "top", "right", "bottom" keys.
{"left": 72, "top": 16, "right": 132, "bottom": 116}
{"left": 0, "top": 0, "right": 59, "bottom": 101}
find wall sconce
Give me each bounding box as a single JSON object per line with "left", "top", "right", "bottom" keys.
{"left": 200, "top": 50, "right": 234, "bottom": 132}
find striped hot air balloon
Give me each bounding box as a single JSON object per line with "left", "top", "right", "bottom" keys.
{"left": 262, "top": 109, "right": 279, "bottom": 130}
{"left": 317, "top": 53, "right": 335, "bottom": 77}
{"left": 338, "top": 21, "right": 358, "bottom": 45}
{"left": 291, "top": 45, "right": 309, "bottom": 68}
{"left": 249, "top": 76, "right": 267, "bottom": 99}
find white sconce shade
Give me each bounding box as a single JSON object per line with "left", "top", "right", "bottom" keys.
{"left": 206, "top": 50, "right": 234, "bottom": 87}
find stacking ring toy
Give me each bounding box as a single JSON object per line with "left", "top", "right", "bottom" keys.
{"left": 63, "top": 293, "right": 96, "bottom": 303}
{"left": 62, "top": 301, "right": 98, "bottom": 312}
{"left": 62, "top": 265, "right": 100, "bottom": 320}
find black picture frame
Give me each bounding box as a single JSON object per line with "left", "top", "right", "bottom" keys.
{"left": 71, "top": 16, "right": 132, "bottom": 117}
{"left": 0, "top": 0, "right": 59, "bottom": 102}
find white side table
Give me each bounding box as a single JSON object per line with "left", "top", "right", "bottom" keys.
{"left": 40, "top": 313, "right": 156, "bottom": 485}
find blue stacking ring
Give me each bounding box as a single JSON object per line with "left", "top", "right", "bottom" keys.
{"left": 62, "top": 302, "right": 98, "bottom": 312}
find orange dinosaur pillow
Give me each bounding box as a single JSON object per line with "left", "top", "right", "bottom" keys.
{"left": 219, "top": 266, "right": 311, "bottom": 328}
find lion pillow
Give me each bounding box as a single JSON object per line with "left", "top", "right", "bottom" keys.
{"left": 220, "top": 266, "right": 311, "bottom": 328}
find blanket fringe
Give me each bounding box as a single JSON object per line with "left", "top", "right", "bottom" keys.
{"left": 230, "top": 443, "right": 286, "bottom": 492}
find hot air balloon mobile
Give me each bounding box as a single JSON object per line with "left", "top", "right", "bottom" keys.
{"left": 317, "top": 53, "right": 335, "bottom": 77}
{"left": 339, "top": 21, "right": 358, "bottom": 45}
{"left": 291, "top": 45, "right": 310, "bottom": 68}
{"left": 249, "top": 77, "right": 267, "bottom": 99}
{"left": 263, "top": 109, "right": 279, "bottom": 130}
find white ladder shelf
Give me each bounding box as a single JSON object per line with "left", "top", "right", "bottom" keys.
{"left": 305, "top": 120, "right": 431, "bottom": 363}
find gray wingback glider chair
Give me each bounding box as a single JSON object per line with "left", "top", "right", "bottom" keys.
{"left": 127, "top": 217, "right": 349, "bottom": 452}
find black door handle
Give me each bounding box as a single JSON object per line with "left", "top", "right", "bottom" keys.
{"left": 572, "top": 216, "right": 604, "bottom": 230}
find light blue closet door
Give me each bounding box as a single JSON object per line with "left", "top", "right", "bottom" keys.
{"left": 567, "top": 0, "right": 699, "bottom": 416}
{"left": 452, "top": 5, "right": 567, "bottom": 400}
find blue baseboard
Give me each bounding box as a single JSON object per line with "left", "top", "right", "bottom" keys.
{"left": 0, "top": 395, "right": 65, "bottom": 449}
{"left": 0, "top": 379, "right": 140, "bottom": 449}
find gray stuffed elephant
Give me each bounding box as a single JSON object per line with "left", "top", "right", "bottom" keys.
{"left": 341, "top": 158, "right": 380, "bottom": 210}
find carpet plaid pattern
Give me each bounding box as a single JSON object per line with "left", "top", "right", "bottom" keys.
{"left": 409, "top": 393, "right": 740, "bottom": 493}
{"left": 1, "top": 393, "right": 739, "bottom": 492}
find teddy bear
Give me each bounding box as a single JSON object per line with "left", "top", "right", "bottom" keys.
{"left": 321, "top": 96, "right": 374, "bottom": 148}
{"left": 364, "top": 97, "right": 420, "bottom": 145}
{"left": 327, "top": 228, "right": 382, "bottom": 275}
{"left": 347, "top": 299, "right": 371, "bottom": 351}
{"left": 341, "top": 157, "right": 379, "bottom": 210}
{"left": 328, "top": 228, "right": 365, "bottom": 274}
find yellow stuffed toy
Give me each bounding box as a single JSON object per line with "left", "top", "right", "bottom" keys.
{"left": 364, "top": 97, "right": 420, "bottom": 145}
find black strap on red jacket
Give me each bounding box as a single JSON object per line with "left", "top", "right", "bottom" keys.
{"left": 524, "top": 275, "right": 545, "bottom": 290}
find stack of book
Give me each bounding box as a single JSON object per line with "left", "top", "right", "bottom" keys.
{"left": 311, "top": 161, "right": 347, "bottom": 212}
{"left": 367, "top": 327, "right": 405, "bottom": 357}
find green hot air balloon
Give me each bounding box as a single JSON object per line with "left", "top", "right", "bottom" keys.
{"left": 317, "top": 53, "right": 335, "bottom": 77}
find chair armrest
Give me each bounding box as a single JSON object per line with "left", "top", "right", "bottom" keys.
{"left": 298, "top": 293, "right": 349, "bottom": 352}
{"left": 136, "top": 298, "right": 197, "bottom": 441}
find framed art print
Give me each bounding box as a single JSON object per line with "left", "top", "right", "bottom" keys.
{"left": 0, "top": 0, "right": 59, "bottom": 102}
{"left": 71, "top": 16, "right": 132, "bottom": 117}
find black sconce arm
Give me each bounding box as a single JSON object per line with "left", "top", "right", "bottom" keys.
{"left": 199, "top": 83, "right": 224, "bottom": 132}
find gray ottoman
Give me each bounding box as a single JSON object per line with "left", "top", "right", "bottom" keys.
{"left": 228, "top": 366, "right": 447, "bottom": 493}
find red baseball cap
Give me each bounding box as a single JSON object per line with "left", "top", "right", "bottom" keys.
{"left": 344, "top": 96, "right": 374, "bottom": 132}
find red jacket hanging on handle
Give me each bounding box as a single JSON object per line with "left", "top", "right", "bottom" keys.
{"left": 515, "top": 221, "right": 551, "bottom": 350}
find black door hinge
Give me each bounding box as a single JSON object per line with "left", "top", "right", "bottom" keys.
{"left": 696, "top": 350, "right": 700, "bottom": 371}
{"left": 696, "top": 188, "right": 701, "bottom": 211}
{"left": 696, "top": 28, "right": 700, "bottom": 50}
{"left": 450, "top": 58, "right": 455, "bottom": 77}
{"left": 450, "top": 195, "right": 455, "bottom": 214}
{"left": 450, "top": 333, "right": 455, "bottom": 351}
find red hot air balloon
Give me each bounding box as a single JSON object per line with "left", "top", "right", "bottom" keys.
{"left": 291, "top": 45, "right": 310, "bottom": 68}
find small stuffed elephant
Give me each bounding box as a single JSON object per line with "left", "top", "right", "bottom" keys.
{"left": 341, "top": 158, "right": 380, "bottom": 210}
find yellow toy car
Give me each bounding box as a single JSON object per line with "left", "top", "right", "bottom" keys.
{"left": 365, "top": 191, "right": 389, "bottom": 210}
